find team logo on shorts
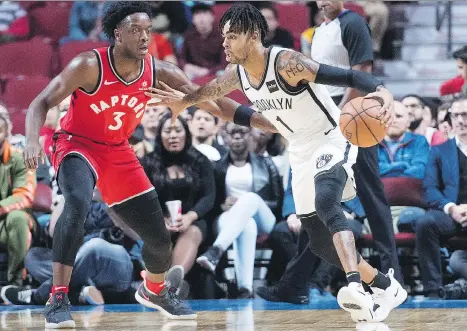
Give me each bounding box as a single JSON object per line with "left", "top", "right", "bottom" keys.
{"left": 266, "top": 80, "right": 279, "bottom": 93}
{"left": 316, "top": 154, "right": 333, "bottom": 169}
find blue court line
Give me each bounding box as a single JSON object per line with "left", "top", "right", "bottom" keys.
{"left": 2, "top": 297, "right": 467, "bottom": 313}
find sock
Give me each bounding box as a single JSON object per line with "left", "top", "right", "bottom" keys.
{"left": 145, "top": 279, "right": 165, "bottom": 295}
{"left": 52, "top": 286, "right": 69, "bottom": 294}
{"left": 368, "top": 270, "right": 391, "bottom": 290}
{"left": 346, "top": 271, "right": 361, "bottom": 284}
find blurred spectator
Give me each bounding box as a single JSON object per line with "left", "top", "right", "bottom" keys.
{"left": 300, "top": 10, "right": 325, "bottom": 57}
{"left": 61, "top": 1, "right": 111, "bottom": 44}
{"left": 0, "top": 1, "right": 29, "bottom": 44}
{"left": 402, "top": 95, "right": 439, "bottom": 145}
{"left": 129, "top": 125, "right": 153, "bottom": 160}
{"left": 142, "top": 114, "right": 215, "bottom": 280}
{"left": 249, "top": 128, "right": 288, "bottom": 182}
{"left": 377, "top": 101, "right": 429, "bottom": 232}
{"left": 454, "top": 46, "right": 467, "bottom": 96}
{"left": 359, "top": 1, "right": 389, "bottom": 57}
{"left": 149, "top": 32, "right": 178, "bottom": 64}
{"left": 2, "top": 191, "right": 141, "bottom": 305}
{"left": 190, "top": 108, "right": 227, "bottom": 161}
{"left": 416, "top": 96, "right": 467, "bottom": 297}
{"left": 257, "top": 3, "right": 294, "bottom": 49}
{"left": 196, "top": 123, "right": 282, "bottom": 298}
{"left": 179, "top": 3, "right": 226, "bottom": 79}
{"left": 141, "top": 105, "right": 170, "bottom": 147}
{"left": 378, "top": 101, "right": 429, "bottom": 180}
{"left": 0, "top": 113, "right": 36, "bottom": 285}
{"left": 40, "top": 96, "right": 70, "bottom": 159}
{"left": 150, "top": 1, "right": 189, "bottom": 50}
{"left": 432, "top": 102, "right": 453, "bottom": 146}
{"left": 0, "top": 102, "right": 12, "bottom": 139}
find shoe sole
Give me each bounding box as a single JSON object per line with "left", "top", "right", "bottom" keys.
{"left": 135, "top": 291, "right": 197, "bottom": 320}
{"left": 44, "top": 319, "right": 76, "bottom": 329}
{"left": 196, "top": 256, "right": 216, "bottom": 273}
{"left": 337, "top": 287, "right": 373, "bottom": 315}
{"left": 166, "top": 266, "right": 184, "bottom": 290}
{"left": 82, "top": 286, "right": 105, "bottom": 305}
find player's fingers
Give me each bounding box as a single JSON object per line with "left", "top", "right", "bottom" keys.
{"left": 159, "top": 81, "right": 177, "bottom": 92}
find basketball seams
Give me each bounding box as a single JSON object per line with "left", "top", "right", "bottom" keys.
{"left": 340, "top": 97, "right": 384, "bottom": 147}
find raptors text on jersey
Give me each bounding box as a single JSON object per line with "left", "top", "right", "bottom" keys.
{"left": 60, "top": 46, "right": 155, "bottom": 144}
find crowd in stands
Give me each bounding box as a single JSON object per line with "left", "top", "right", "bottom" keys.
{"left": 1, "top": 1, "right": 467, "bottom": 305}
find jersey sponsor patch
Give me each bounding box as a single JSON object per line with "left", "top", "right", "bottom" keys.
{"left": 266, "top": 80, "right": 279, "bottom": 93}
{"left": 316, "top": 154, "right": 333, "bottom": 169}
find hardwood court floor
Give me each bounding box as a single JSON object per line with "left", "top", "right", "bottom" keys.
{"left": 1, "top": 299, "right": 467, "bottom": 330}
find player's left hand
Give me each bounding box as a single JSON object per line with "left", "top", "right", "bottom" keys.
{"left": 145, "top": 82, "right": 187, "bottom": 126}
{"left": 365, "top": 87, "right": 394, "bottom": 127}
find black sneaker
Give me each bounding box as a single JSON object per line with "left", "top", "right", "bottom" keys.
{"left": 1, "top": 285, "right": 34, "bottom": 305}
{"left": 135, "top": 283, "right": 197, "bottom": 319}
{"left": 256, "top": 284, "right": 309, "bottom": 304}
{"left": 44, "top": 292, "right": 76, "bottom": 329}
{"left": 196, "top": 246, "right": 223, "bottom": 273}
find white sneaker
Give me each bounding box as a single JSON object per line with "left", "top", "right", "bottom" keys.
{"left": 356, "top": 322, "right": 392, "bottom": 331}
{"left": 370, "top": 269, "right": 407, "bottom": 319}
{"left": 337, "top": 282, "right": 375, "bottom": 317}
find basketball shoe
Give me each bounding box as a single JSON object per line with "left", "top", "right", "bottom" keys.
{"left": 196, "top": 246, "right": 223, "bottom": 272}
{"left": 337, "top": 282, "right": 376, "bottom": 320}
{"left": 368, "top": 269, "right": 407, "bottom": 321}
{"left": 135, "top": 282, "right": 197, "bottom": 319}
{"left": 44, "top": 291, "right": 76, "bottom": 329}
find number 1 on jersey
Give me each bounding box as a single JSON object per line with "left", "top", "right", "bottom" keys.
{"left": 108, "top": 112, "right": 125, "bottom": 130}
{"left": 276, "top": 116, "right": 294, "bottom": 133}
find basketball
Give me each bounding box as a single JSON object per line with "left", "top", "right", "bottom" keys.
{"left": 339, "top": 97, "right": 387, "bottom": 147}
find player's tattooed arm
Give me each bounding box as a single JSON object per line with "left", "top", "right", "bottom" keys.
{"left": 152, "top": 60, "right": 278, "bottom": 133}
{"left": 276, "top": 50, "right": 320, "bottom": 87}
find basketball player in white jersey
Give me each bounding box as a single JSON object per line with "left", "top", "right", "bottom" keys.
{"left": 147, "top": 3, "right": 406, "bottom": 322}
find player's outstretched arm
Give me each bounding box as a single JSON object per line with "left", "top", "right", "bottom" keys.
{"left": 149, "top": 60, "right": 278, "bottom": 133}
{"left": 24, "top": 52, "right": 99, "bottom": 169}
{"left": 276, "top": 50, "right": 394, "bottom": 125}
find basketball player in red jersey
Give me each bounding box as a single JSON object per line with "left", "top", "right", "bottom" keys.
{"left": 23, "top": 2, "right": 275, "bottom": 328}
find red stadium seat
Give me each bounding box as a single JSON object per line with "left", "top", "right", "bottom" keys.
{"left": 59, "top": 40, "right": 110, "bottom": 71}
{"left": 32, "top": 183, "right": 53, "bottom": 213}
{"left": 29, "top": 4, "right": 70, "bottom": 43}
{"left": 3, "top": 75, "right": 50, "bottom": 113}
{"left": 276, "top": 3, "right": 310, "bottom": 40}
{"left": 212, "top": 3, "right": 231, "bottom": 22}
{"left": 381, "top": 177, "right": 426, "bottom": 208}
{"left": 0, "top": 38, "right": 53, "bottom": 78}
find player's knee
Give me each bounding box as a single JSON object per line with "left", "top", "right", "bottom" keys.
{"left": 314, "top": 168, "right": 351, "bottom": 235}
{"left": 64, "top": 187, "right": 93, "bottom": 221}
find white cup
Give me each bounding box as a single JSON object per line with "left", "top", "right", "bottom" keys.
{"left": 166, "top": 200, "right": 182, "bottom": 225}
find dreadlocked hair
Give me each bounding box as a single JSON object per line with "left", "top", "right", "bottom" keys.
{"left": 219, "top": 3, "right": 269, "bottom": 43}
{"left": 102, "top": 1, "right": 152, "bottom": 40}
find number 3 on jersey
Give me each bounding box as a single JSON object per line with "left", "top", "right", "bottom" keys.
{"left": 109, "top": 112, "right": 125, "bottom": 130}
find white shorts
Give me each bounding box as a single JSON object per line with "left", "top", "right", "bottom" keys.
{"left": 289, "top": 134, "right": 358, "bottom": 217}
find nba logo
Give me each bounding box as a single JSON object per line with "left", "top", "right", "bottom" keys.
{"left": 142, "top": 81, "right": 148, "bottom": 88}
{"left": 266, "top": 80, "right": 279, "bottom": 93}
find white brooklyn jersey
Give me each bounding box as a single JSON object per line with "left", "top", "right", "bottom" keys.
{"left": 237, "top": 47, "right": 344, "bottom": 152}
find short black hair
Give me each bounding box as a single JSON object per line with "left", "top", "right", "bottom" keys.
{"left": 102, "top": 1, "right": 152, "bottom": 40}
{"left": 402, "top": 94, "right": 425, "bottom": 107}
{"left": 191, "top": 3, "right": 213, "bottom": 16}
{"left": 192, "top": 107, "right": 219, "bottom": 125}
{"left": 220, "top": 3, "right": 269, "bottom": 43}
{"left": 453, "top": 45, "right": 467, "bottom": 64}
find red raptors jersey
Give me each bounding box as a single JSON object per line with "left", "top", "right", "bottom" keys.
{"left": 60, "top": 47, "right": 155, "bottom": 144}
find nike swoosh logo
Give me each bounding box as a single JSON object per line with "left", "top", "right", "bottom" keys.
{"left": 245, "top": 87, "right": 250, "bottom": 91}
{"left": 104, "top": 80, "right": 119, "bottom": 85}
{"left": 394, "top": 287, "right": 399, "bottom": 297}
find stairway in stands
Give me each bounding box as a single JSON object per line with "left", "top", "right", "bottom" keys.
{"left": 380, "top": 1, "right": 467, "bottom": 97}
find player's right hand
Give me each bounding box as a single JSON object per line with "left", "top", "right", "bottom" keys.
{"left": 23, "top": 141, "right": 45, "bottom": 170}
{"left": 145, "top": 82, "right": 188, "bottom": 126}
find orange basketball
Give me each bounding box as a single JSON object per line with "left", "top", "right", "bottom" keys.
{"left": 339, "top": 97, "right": 387, "bottom": 147}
